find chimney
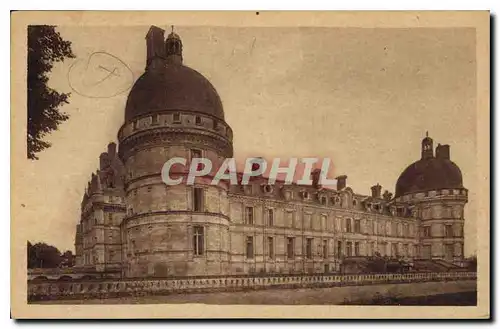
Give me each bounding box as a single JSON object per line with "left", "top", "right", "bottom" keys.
{"left": 311, "top": 168, "right": 321, "bottom": 189}
{"left": 371, "top": 183, "right": 382, "bottom": 198}
{"left": 107, "top": 142, "right": 117, "bottom": 158}
{"left": 436, "top": 144, "right": 450, "bottom": 160}
{"left": 145, "top": 26, "right": 166, "bottom": 70}
{"left": 99, "top": 153, "right": 109, "bottom": 170}
{"left": 336, "top": 175, "right": 347, "bottom": 191}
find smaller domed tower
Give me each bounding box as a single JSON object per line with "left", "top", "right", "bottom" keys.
{"left": 395, "top": 134, "right": 467, "bottom": 265}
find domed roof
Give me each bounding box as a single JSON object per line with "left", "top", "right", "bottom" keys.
{"left": 395, "top": 157, "right": 463, "bottom": 198}
{"left": 124, "top": 64, "right": 224, "bottom": 122}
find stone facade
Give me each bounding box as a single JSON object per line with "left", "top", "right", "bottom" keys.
{"left": 74, "top": 26, "right": 468, "bottom": 278}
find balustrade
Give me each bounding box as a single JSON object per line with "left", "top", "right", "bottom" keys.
{"left": 28, "top": 271, "right": 477, "bottom": 301}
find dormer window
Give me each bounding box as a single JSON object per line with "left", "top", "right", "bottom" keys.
{"left": 263, "top": 184, "right": 273, "bottom": 194}
{"left": 301, "top": 191, "right": 310, "bottom": 199}
{"left": 173, "top": 113, "right": 181, "bottom": 123}
{"left": 195, "top": 116, "right": 202, "bottom": 125}
{"left": 320, "top": 196, "right": 327, "bottom": 205}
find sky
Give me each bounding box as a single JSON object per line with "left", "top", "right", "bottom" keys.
{"left": 19, "top": 25, "right": 477, "bottom": 254}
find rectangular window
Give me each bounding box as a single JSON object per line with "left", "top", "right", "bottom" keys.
{"left": 306, "top": 238, "right": 313, "bottom": 259}
{"left": 423, "top": 226, "right": 431, "bottom": 237}
{"left": 346, "top": 242, "right": 353, "bottom": 256}
{"left": 287, "top": 237, "right": 295, "bottom": 259}
{"left": 193, "top": 188, "right": 203, "bottom": 211}
{"left": 213, "top": 120, "right": 218, "bottom": 130}
{"left": 354, "top": 242, "right": 360, "bottom": 256}
{"left": 173, "top": 112, "right": 181, "bottom": 123}
{"left": 445, "top": 225, "right": 453, "bottom": 238}
{"left": 245, "top": 207, "right": 254, "bottom": 225}
{"left": 337, "top": 241, "right": 342, "bottom": 257}
{"left": 287, "top": 211, "right": 295, "bottom": 228}
{"left": 445, "top": 244, "right": 454, "bottom": 259}
{"left": 267, "top": 208, "right": 274, "bottom": 226}
{"left": 323, "top": 240, "right": 328, "bottom": 258}
{"left": 346, "top": 219, "right": 352, "bottom": 233}
{"left": 354, "top": 219, "right": 361, "bottom": 233}
{"left": 190, "top": 148, "right": 202, "bottom": 160}
{"left": 195, "top": 116, "right": 202, "bottom": 125}
{"left": 246, "top": 236, "right": 254, "bottom": 259}
{"left": 392, "top": 243, "right": 398, "bottom": 257}
{"left": 267, "top": 236, "right": 274, "bottom": 259}
{"left": 193, "top": 226, "right": 204, "bottom": 256}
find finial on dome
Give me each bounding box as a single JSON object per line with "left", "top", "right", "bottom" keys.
{"left": 421, "top": 131, "right": 434, "bottom": 160}
{"left": 166, "top": 26, "right": 183, "bottom": 65}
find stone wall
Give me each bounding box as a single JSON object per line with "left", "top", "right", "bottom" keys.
{"left": 28, "top": 271, "right": 476, "bottom": 302}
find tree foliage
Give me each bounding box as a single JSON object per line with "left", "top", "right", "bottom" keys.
{"left": 27, "top": 241, "right": 63, "bottom": 268}
{"left": 27, "top": 25, "right": 75, "bottom": 160}
{"left": 466, "top": 255, "right": 477, "bottom": 271}
{"left": 60, "top": 250, "right": 75, "bottom": 267}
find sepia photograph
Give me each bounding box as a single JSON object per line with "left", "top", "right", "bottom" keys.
{"left": 10, "top": 11, "right": 490, "bottom": 319}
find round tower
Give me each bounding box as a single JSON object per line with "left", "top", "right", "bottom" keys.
{"left": 394, "top": 133, "right": 467, "bottom": 265}
{"left": 117, "top": 26, "right": 233, "bottom": 277}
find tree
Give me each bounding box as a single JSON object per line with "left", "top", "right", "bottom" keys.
{"left": 27, "top": 25, "right": 75, "bottom": 160}
{"left": 27, "top": 241, "right": 36, "bottom": 268}
{"left": 27, "top": 242, "right": 62, "bottom": 268}
{"left": 60, "top": 250, "right": 75, "bottom": 267}
{"left": 466, "top": 255, "right": 477, "bottom": 271}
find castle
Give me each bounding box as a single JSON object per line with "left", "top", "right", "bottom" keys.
{"left": 74, "top": 26, "right": 468, "bottom": 278}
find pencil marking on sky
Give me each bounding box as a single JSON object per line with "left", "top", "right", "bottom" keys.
{"left": 67, "top": 51, "right": 134, "bottom": 98}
